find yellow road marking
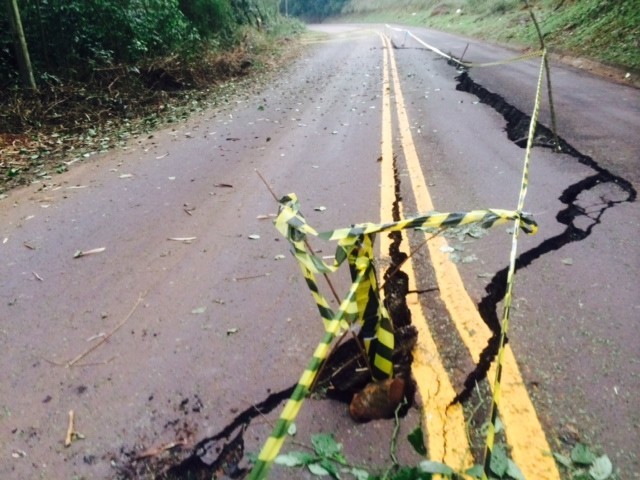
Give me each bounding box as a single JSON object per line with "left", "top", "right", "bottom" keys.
{"left": 379, "top": 34, "right": 472, "bottom": 472}
{"left": 383, "top": 34, "right": 561, "bottom": 479}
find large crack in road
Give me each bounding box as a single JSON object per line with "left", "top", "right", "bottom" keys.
{"left": 451, "top": 70, "right": 637, "bottom": 404}
{"left": 118, "top": 154, "right": 420, "bottom": 478}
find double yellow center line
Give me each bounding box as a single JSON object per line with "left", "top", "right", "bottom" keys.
{"left": 378, "top": 33, "right": 560, "bottom": 480}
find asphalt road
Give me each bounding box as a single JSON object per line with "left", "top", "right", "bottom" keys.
{"left": 0, "top": 24, "right": 638, "bottom": 479}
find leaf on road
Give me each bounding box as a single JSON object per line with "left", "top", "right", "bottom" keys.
{"left": 119, "top": 173, "right": 133, "bottom": 179}
{"left": 274, "top": 254, "right": 286, "bottom": 260}
{"left": 589, "top": 455, "right": 613, "bottom": 480}
{"left": 311, "top": 433, "right": 342, "bottom": 458}
{"left": 226, "top": 328, "right": 238, "bottom": 336}
{"left": 274, "top": 451, "right": 315, "bottom": 467}
{"left": 314, "top": 206, "right": 326, "bottom": 212}
{"left": 74, "top": 247, "right": 106, "bottom": 258}
{"left": 407, "top": 426, "right": 427, "bottom": 456}
{"left": 287, "top": 423, "right": 297, "bottom": 436}
{"left": 419, "top": 460, "right": 454, "bottom": 475}
{"left": 248, "top": 234, "right": 260, "bottom": 240}
{"left": 489, "top": 444, "right": 508, "bottom": 477}
{"left": 553, "top": 452, "right": 573, "bottom": 468}
{"left": 506, "top": 459, "right": 526, "bottom": 480}
{"left": 191, "top": 306, "right": 207, "bottom": 315}
{"left": 571, "top": 443, "right": 596, "bottom": 465}
{"left": 307, "top": 462, "right": 330, "bottom": 476}
{"left": 214, "top": 183, "right": 233, "bottom": 188}
{"left": 562, "top": 257, "right": 574, "bottom": 265}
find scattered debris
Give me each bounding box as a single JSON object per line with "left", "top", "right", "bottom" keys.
{"left": 11, "top": 449, "right": 26, "bottom": 459}
{"left": 23, "top": 241, "right": 36, "bottom": 250}
{"left": 183, "top": 204, "right": 196, "bottom": 216}
{"left": 274, "top": 254, "right": 286, "bottom": 260}
{"left": 562, "top": 258, "right": 574, "bottom": 265}
{"left": 86, "top": 333, "right": 106, "bottom": 342}
{"left": 64, "top": 293, "right": 144, "bottom": 367}
{"left": 232, "top": 272, "right": 270, "bottom": 281}
{"left": 74, "top": 247, "right": 106, "bottom": 258}
{"left": 135, "top": 440, "right": 188, "bottom": 460}
{"left": 214, "top": 183, "right": 233, "bottom": 188}
{"left": 226, "top": 328, "right": 239, "bottom": 336}
{"left": 248, "top": 234, "right": 260, "bottom": 240}
{"left": 64, "top": 410, "right": 84, "bottom": 447}
{"left": 168, "top": 237, "right": 196, "bottom": 243}
{"left": 256, "top": 213, "right": 277, "bottom": 220}
{"left": 191, "top": 306, "right": 207, "bottom": 315}
{"left": 32, "top": 271, "right": 43, "bottom": 281}
{"left": 119, "top": 174, "right": 134, "bottom": 179}
{"left": 314, "top": 206, "right": 327, "bottom": 212}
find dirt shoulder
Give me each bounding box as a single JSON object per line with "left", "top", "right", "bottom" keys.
{"left": 0, "top": 31, "right": 309, "bottom": 198}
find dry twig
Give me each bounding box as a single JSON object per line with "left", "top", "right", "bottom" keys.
{"left": 66, "top": 292, "right": 145, "bottom": 367}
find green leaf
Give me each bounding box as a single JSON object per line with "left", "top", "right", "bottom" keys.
{"left": 388, "top": 466, "right": 432, "bottom": 479}
{"left": 319, "top": 459, "right": 341, "bottom": 479}
{"left": 308, "top": 462, "right": 331, "bottom": 476}
{"left": 419, "top": 460, "right": 453, "bottom": 475}
{"left": 312, "top": 433, "right": 342, "bottom": 458}
{"left": 506, "top": 459, "right": 525, "bottom": 480}
{"left": 465, "top": 464, "right": 484, "bottom": 478}
{"left": 571, "top": 444, "right": 596, "bottom": 466}
{"left": 274, "top": 451, "right": 316, "bottom": 467}
{"left": 553, "top": 453, "right": 573, "bottom": 468}
{"left": 287, "top": 423, "right": 297, "bottom": 436}
{"left": 349, "top": 467, "right": 370, "bottom": 480}
{"left": 245, "top": 451, "right": 258, "bottom": 465}
{"left": 489, "top": 444, "right": 509, "bottom": 477}
{"left": 407, "top": 426, "right": 427, "bottom": 456}
{"left": 573, "top": 473, "right": 592, "bottom": 480}
{"left": 589, "top": 455, "right": 613, "bottom": 480}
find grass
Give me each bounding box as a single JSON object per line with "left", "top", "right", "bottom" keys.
{"left": 339, "top": 0, "right": 640, "bottom": 72}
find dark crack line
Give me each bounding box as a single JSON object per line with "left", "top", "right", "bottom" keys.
{"left": 120, "top": 385, "right": 295, "bottom": 479}
{"left": 451, "top": 71, "right": 636, "bottom": 405}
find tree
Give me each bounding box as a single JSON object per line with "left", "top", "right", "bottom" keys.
{"left": 5, "top": 0, "right": 36, "bottom": 90}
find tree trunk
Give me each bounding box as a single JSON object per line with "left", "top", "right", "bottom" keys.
{"left": 6, "top": 0, "right": 37, "bottom": 90}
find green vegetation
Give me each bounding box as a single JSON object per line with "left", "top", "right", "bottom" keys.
{"left": 0, "top": 0, "right": 305, "bottom": 193}
{"left": 285, "top": 0, "right": 350, "bottom": 21}
{"left": 338, "top": 0, "right": 640, "bottom": 72}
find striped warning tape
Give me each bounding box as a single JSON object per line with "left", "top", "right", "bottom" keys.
{"left": 248, "top": 193, "right": 537, "bottom": 479}
{"left": 481, "top": 50, "right": 547, "bottom": 480}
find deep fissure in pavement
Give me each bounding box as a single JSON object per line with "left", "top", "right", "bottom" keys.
{"left": 315, "top": 152, "right": 417, "bottom": 410}
{"left": 451, "top": 70, "right": 637, "bottom": 404}
{"left": 121, "top": 155, "right": 421, "bottom": 477}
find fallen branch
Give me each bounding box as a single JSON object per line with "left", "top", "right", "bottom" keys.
{"left": 135, "top": 440, "right": 188, "bottom": 459}
{"left": 64, "top": 410, "right": 84, "bottom": 447}
{"left": 66, "top": 292, "right": 145, "bottom": 367}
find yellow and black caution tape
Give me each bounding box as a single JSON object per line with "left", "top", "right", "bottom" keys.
{"left": 248, "top": 193, "right": 537, "bottom": 479}
{"left": 481, "top": 50, "right": 547, "bottom": 480}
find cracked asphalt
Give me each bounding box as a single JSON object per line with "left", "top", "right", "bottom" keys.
{"left": 0, "top": 24, "right": 638, "bottom": 479}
